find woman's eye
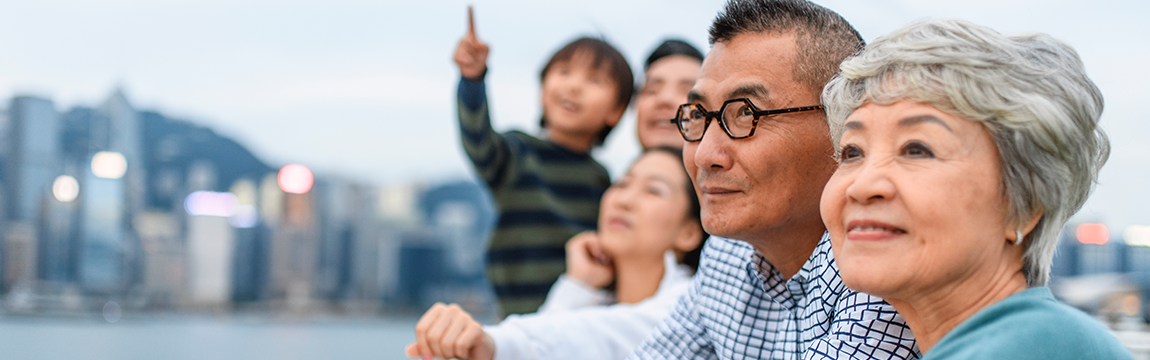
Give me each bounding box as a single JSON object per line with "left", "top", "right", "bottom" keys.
{"left": 901, "top": 141, "right": 935, "bottom": 158}
{"left": 840, "top": 144, "right": 863, "bottom": 161}
{"left": 646, "top": 185, "right": 668, "bottom": 196}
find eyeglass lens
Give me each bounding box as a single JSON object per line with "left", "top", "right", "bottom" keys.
{"left": 721, "top": 100, "right": 755, "bottom": 137}
{"left": 675, "top": 100, "right": 757, "bottom": 140}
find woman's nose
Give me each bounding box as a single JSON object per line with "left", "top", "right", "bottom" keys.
{"left": 611, "top": 186, "right": 638, "bottom": 210}
{"left": 844, "top": 157, "right": 897, "bottom": 205}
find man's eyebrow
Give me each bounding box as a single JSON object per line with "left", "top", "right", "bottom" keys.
{"left": 727, "top": 83, "right": 770, "bottom": 101}
{"left": 687, "top": 90, "right": 705, "bottom": 104}
{"left": 900, "top": 115, "right": 954, "bottom": 132}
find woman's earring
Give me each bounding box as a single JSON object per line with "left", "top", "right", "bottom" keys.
{"left": 1014, "top": 229, "right": 1024, "bottom": 246}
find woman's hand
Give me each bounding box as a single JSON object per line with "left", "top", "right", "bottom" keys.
{"left": 453, "top": 6, "right": 489, "bottom": 80}
{"left": 405, "top": 303, "right": 495, "bottom": 360}
{"left": 565, "top": 231, "right": 615, "bottom": 288}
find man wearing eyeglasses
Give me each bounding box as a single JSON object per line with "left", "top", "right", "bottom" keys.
{"left": 630, "top": 0, "right": 919, "bottom": 359}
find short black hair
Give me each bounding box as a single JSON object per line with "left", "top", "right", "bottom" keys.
{"left": 644, "top": 39, "right": 705, "bottom": 71}
{"left": 709, "top": 0, "right": 864, "bottom": 94}
{"left": 539, "top": 37, "right": 635, "bottom": 146}
{"left": 644, "top": 146, "right": 708, "bottom": 273}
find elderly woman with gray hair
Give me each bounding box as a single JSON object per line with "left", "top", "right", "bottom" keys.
{"left": 819, "top": 19, "right": 1130, "bottom": 358}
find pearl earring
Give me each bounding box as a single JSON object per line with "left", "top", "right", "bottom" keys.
{"left": 1014, "top": 229, "right": 1024, "bottom": 246}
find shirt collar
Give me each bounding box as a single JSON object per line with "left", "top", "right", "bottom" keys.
{"left": 746, "top": 231, "right": 831, "bottom": 310}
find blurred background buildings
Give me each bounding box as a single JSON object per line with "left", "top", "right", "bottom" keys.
{"left": 0, "top": 91, "right": 498, "bottom": 319}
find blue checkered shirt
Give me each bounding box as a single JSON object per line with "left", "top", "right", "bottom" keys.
{"left": 629, "top": 233, "right": 920, "bottom": 359}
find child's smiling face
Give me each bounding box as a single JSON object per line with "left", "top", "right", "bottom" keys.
{"left": 540, "top": 50, "right": 624, "bottom": 143}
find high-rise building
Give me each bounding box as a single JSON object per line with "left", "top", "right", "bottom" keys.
{"left": 313, "top": 178, "right": 357, "bottom": 300}
{"left": 135, "top": 210, "right": 184, "bottom": 308}
{"left": 5, "top": 97, "right": 61, "bottom": 222}
{"left": 36, "top": 107, "right": 102, "bottom": 285}
{"left": 102, "top": 91, "right": 146, "bottom": 217}
{"left": 3, "top": 97, "right": 62, "bottom": 291}
{"left": 375, "top": 183, "right": 422, "bottom": 303}
{"left": 187, "top": 215, "right": 234, "bottom": 306}
{"left": 231, "top": 224, "right": 269, "bottom": 303}
{"left": 78, "top": 161, "right": 126, "bottom": 293}
{"left": 267, "top": 191, "right": 320, "bottom": 309}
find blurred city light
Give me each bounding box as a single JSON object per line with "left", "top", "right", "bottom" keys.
{"left": 259, "top": 173, "right": 283, "bottom": 227}
{"left": 229, "top": 205, "right": 259, "bottom": 228}
{"left": 1076, "top": 223, "right": 1110, "bottom": 245}
{"left": 102, "top": 301, "right": 122, "bottom": 323}
{"left": 185, "top": 191, "right": 238, "bottom": 217}
{"left": 52, "top": 175, "right": 80, "bottom": 202}
{"left": 229, "top": 179, "right": 260, "bottom": 228}
{"left": 230, "top": 179, "right": 258, "bottom": 206}
{"left": 1125, "top": 225, "right": 1150, "bottom": 247}
{"left": 278, "top": 164, "right": 314, "bottom": 194}
{"left": 91, "top": 151, "right": 128, "bottom": 179}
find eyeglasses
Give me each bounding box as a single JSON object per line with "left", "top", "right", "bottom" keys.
{"left": 670, "top": 98, "right": 824, "bottom": 141}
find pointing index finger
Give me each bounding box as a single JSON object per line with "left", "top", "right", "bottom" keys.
{"left": 468, "top": 5, "right": 475, "bottom": 36}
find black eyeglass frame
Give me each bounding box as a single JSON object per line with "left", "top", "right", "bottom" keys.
{"left": 669, "top": 98, "right": 824, "bottom": 141}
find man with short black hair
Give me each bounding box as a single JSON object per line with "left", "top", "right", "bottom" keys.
{"left": 629, "top": 0, "right": 919, "bottom": 358}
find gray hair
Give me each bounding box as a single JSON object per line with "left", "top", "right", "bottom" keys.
{"left": 822, "top": 19, "right": 1109, "bottom": 286}
{"left": 709, "top": 0, "right": 864, "bottom": 95}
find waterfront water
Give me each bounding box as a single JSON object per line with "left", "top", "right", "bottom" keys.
{"left": 0, "top": 315, "right": 419, "bottom": 360}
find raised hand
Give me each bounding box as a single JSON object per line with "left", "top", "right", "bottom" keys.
{"left": 453, "top": 5, "right": 489, "bottom": 80}
{"left": 405, "top": 303, "right": 495, "bottom": 360}
{"left": 565, "top": 231, "right": 615, "bottom": 288}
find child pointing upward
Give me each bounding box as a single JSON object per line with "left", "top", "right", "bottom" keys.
{"left": 454, "top": 7, "right": 634, "bottom": 315}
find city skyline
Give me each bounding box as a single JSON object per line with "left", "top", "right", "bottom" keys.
{"left": 0, "top": 89, "right": 500, "bottom": 315}
{"left": 1, "top": 0, "right": 1146, "bottom": 234}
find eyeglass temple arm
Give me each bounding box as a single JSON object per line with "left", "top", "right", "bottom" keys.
{"left": 753, "top": 105, "right": 825, "bottom": 117}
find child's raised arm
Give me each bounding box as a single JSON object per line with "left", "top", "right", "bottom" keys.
{"left": 453, "top": 6, "right": 489, "bottom": 80}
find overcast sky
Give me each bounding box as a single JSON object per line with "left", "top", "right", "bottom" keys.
{"left": 1, "top": 0, "right": 1146, "bottom": 234}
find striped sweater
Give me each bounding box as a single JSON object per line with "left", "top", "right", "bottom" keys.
{"left": 457, "top": 76, "right": 611, "bottom": 315}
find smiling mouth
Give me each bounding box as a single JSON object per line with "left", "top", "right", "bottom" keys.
{"left": 557, "top": 98, "right": 580, "bottom": 113}
{"left": 845, "top": 220, "right": 907, "bottom": 241}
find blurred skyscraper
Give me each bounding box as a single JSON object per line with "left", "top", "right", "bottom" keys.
{"left": 5, "top": 97, "right": 61, "bottom": 223}
{"left": 4, "top": 96, "right": 62, "bottom": 293}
